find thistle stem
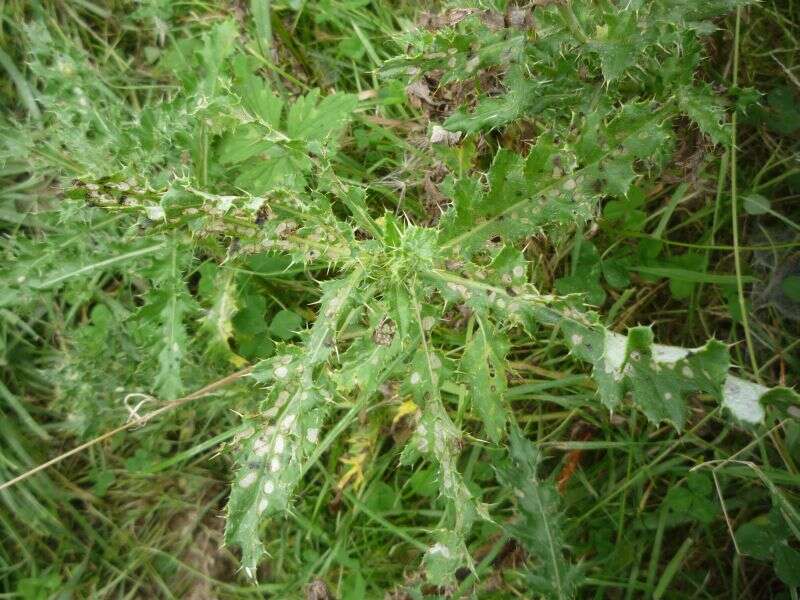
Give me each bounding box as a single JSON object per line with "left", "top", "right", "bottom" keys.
{"left": 558, "top": 2, "right": 591, "bottom": 44}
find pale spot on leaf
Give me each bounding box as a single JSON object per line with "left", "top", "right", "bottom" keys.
{"left": 604, "top": 332, "right": 628, "bottom": 374}
{"left": 239, "top": 472, "right": 257, "bottom": 488}
{"left": 722, "top": 375, "right": 766, "bottom": 424}
{"left": 428, "top": 543, "right": 451, "bottom": 559}
{"left": 652, "top": 344, "right": 691, "bottom": 363}
{"left": 254, "top": 437, "right": 269, "bottom": 457}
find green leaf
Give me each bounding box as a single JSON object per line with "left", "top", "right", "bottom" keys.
{"left": 401, "top": 286, "right": 489, "bottom": 584}
{"left": 233, "top": 55, "right": 284, "bottom": 128}
{"left": 735, "top": 516, "right": 779, "bottom": 561}
{"left": 601, "top": 156, "right": 637, "bottom": 198}
{"left": 365, "top": 481, "right": 396, "bottom": 513}
{"left": 439, "top": 144, "right": 593, "bottom": 258}
{"left": 125, "top": 448, "right": 156, "bottom": 473}
{"left": 16, "top": 572, "right": 62, "bottom": 600}
{"left": 217, "top": 125, "right": 274, "bottom": 165}
{"left": 627, "top": 328, "right": 725, "bottom": 427}
{"left": 781, "top": 275, "right": 800, "bottom": 302}
{"left": 342, "top": 570, "right": 367, "bottom": 600}
{"left": 764, "top": 86, "right": 800, "bottom": 135}
{"left": 335, "top": 303, "right": 404, "bottom": 393}
{"left": 136, "top": 241, "right": 194, "bottom": 400}
{"left": 233, "top": 295, "right": 268, "bottom": 333}
{"left": 409, "top": 466, "right": 439, "bottom": 498}
{"left": 198, "top": 19, "right": 238, "bottom": 93}
{"left": 233, "top": 147, "right": 310, "bottom": 194}
{"left": 461, "top": 318, "right": 509, "bottom": 443}
{"left": 225, "top": 269, "right": 366, "bottom": 577}
{"left": 90, "top": 470, "right": 116, "bottom": 498}
{"left": 562, "top": 325, "right": 730, "bottom": 429}
{"left": 602, "top": 259, "right": 631, "bottom": 289}
{"left": 444, "top": 66, "right": 539, "bottom": 133}
{"left": 775, "top": 543, "right": 800, "bottom": 586}
{"left": 678, "top": 84, "right": 729, "bottom": 145}
{"left": 663, "top": 472, "right": 717, "bottom": 524}
{"left": 339, "top": 186, "right": 383, "bottom": 240}
{"left": 603, "top": 185, "right": 647, "bottom": 231}
{"left": 198, "top": 263, "right": 242, "bottom": 361}
{"left": 555, "top": 240, "right": 607, "bottom": 306}
{"left": 433, "top": 272, "right": 791, "bottom": 430}
{"left": 423, "top": 530, "right": 469, "bottom": 586}
{"left": 590, "top": 12, "right": 642, "bottom": 82}
{"left": 743, "top": 193, "right": 771, "bottom": 215}
{"left": 497, "top": 426, "right": 579, "bottom": 599}
{"left": 269, "top": 309, "right": 303, "bottom": 340}
{"left": 226, "top": 399, "right": 313, "bottom": 573}
{"left": 337, "top": 36, "right": 366, "bottom": 60}
{"left": 285, "top": 89, "right": 358, "bottom": 145}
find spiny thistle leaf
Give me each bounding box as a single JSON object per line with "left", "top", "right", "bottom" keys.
{"left": 589, "top": 11, "right": 643, "bottom": 81}
{"left": 225, "top": 381, "right": 331, "bottom": 578}
{"left": 197, "top": 262, "right": 244, "bottom": 364}
{"left": 443, "top": 66, "right": 541, "bottom": 133}
{"left": 677, "top": 83, "right": 730, "bottom": 145}
{"left": 400, "top": 287, "right": 488, "bottom": 584}
{"left": 224, "top": 270, "right": 366, "bottom": 577}
{"left": 438, "top": 103, "right": 674, "bottom": 258}
{"left": 437, "top": 144, "right": 594, "bottom": 259}
{"left": 461, "top": 317, "right": 509, "bottom": 443}
{"left": 563, "top": 323, "right": 800, "bottom": 427}
{"left": 431, "top": 271, "right": 798, "bottom": 429}
{"left": 563, "top": 324, "right": 729, "bottom": 429}
{"left": 135, "top": 240, "right": 195, "bottom": 400}
{"left": 497, "top": 426, "right": 580, "bottom": 599}
{"left": 232, "top": 55, "right": 284, "bottom": 129}
{"left": 423, "top": 529, "right": 471, "bottom": 588}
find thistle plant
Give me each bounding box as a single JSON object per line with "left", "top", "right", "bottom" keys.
{"left": 4, "top": 0, "right": 799, "bottom": 596}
